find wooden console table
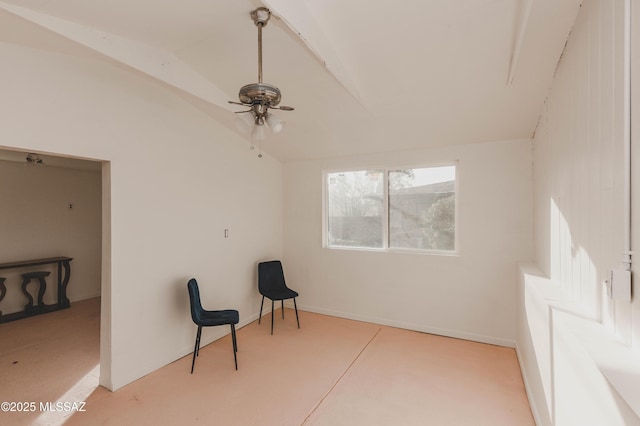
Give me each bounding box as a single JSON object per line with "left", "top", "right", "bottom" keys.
{"left": 0, "top": 256, "right": 73, "bottom": 323}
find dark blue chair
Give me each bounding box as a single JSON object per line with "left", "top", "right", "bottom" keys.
{"left": 258, "top": 260, "right": 300, "bottom": 334}
{"left": 187, "top": 278, "right": 239, "bottom": 372}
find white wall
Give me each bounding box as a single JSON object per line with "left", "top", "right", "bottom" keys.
{"left": 518, "top": 0, "right": 640, "bottom": 424}
{"left": 0, "top": 42, "right": 282, "bottom": 390}
{"left": 283, "top": 139, "right": 533, "bottom": 346}
{"left": 0, "top": 160, "right": 101, "bottom": 313}
{"left": 532, "top": 0, "right": 627, "bottom": 333}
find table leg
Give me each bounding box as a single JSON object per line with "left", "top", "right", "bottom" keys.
{"left": 58, "top": 260, "right": 71, "bottom": 308}
{"left": 0, "top": 278, "right": 5, "bottom": 316}
{"left": 21, "top": 277, "right": 35, "bottom": 310}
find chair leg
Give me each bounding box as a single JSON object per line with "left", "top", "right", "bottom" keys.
{"left": 231, "top": 324, "right": 238, "bottom": 370}
{"left": 231, "top": 324, "right": 238, "bottom": 353}
{"left": 282, "top": 300, "right": 285, "bottom": 319}
{"left": 191, "top": 326, "right": 202, "bottom": 374}
{"left": 259, "top": 296, "right": 264, "bottom": 324}
{"left": 195, "top": 326, "right": 202, "bottom": 357}
{"left": 271, "top": 299, "right": 274, "bottom": 335}
{"left": 293, "top": 298, "right": 300, "bottom": 329}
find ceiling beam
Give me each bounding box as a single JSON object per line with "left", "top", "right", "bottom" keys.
{"left": 0, "top": 1, "right": 235, "bottom": 112}
{"left": 507, "top": 0, "right": 535, "bottom": 85}
{"left": 262, "top": 0, "right": 368, "bottom": 109}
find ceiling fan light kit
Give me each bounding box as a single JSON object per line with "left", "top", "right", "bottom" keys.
{"left": 229, "top": 7, "right": 294, "bottom": 158}
{"left": 25, "top": 153, "right": 44, "bottom": 166}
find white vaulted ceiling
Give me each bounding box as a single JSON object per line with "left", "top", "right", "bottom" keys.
{"left": 0, "top": 0, "right": 582, "bottom": 162}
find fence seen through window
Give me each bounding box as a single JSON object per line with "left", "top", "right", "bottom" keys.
{"left": 326, "top": 165, "right": 456, "bottom": 252}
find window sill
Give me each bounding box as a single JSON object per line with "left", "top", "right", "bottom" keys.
{"left": 554, "top": 310, "right": 640, "bottom": 420}
{"left": 519, "top": 264, "right": 640, "bottom": 421}
{"left": 324, "top": 245, "right": 460, "bottom": 257}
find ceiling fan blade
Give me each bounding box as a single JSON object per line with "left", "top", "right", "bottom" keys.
{"left": 228, "top": 100, "right": 248, "bottom": 106}
{"left": 234, "top": 110, "right": 253, "bottom": 114}
{"left": 275, "top": 105, "right": 295, "bottom": 111}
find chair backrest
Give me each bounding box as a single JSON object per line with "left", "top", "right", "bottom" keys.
{"left": 187, "top": 278, "right": 204, "bottom": 324}
{"left": 258, "top": 260, "right": 287, "bottom": 295}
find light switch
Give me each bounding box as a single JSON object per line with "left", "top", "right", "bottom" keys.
{"left": 610, "top": 269, "right": 631, "bottom": 301}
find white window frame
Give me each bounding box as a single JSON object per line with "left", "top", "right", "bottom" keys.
{"left": 322, "top": 162, "right": 459, "bottom": 255}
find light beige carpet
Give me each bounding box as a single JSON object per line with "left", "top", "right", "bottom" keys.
{"left": 0, "top": 298, "right": 533, "bottom": 425}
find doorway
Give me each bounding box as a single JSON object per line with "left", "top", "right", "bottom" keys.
{"left": 0, "top": 148, "right": 110, "bottom": 408}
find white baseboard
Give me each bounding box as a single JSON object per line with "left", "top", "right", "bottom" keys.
{"left": 515, "top": 344, "right": 545, "bottom": 426}
{"left": 298, "top": 303, "right": 516, "bottom": 348}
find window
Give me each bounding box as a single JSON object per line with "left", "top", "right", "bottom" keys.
{"left": 326, "top": 170, "right": 384, "bottom": 248}
{"left": 325, "top": 165, "right": 456, "bottom": 252}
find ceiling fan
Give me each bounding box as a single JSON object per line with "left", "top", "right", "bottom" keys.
{"left": 228, "top": 7, "right": 295, "bottom": 157}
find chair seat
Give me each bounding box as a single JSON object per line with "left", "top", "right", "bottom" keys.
{"left": 196, "top": 309, "right": 239, "bottom": 327}
{"left": 262, "top": 287, "right": 298, "bottom": 301}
